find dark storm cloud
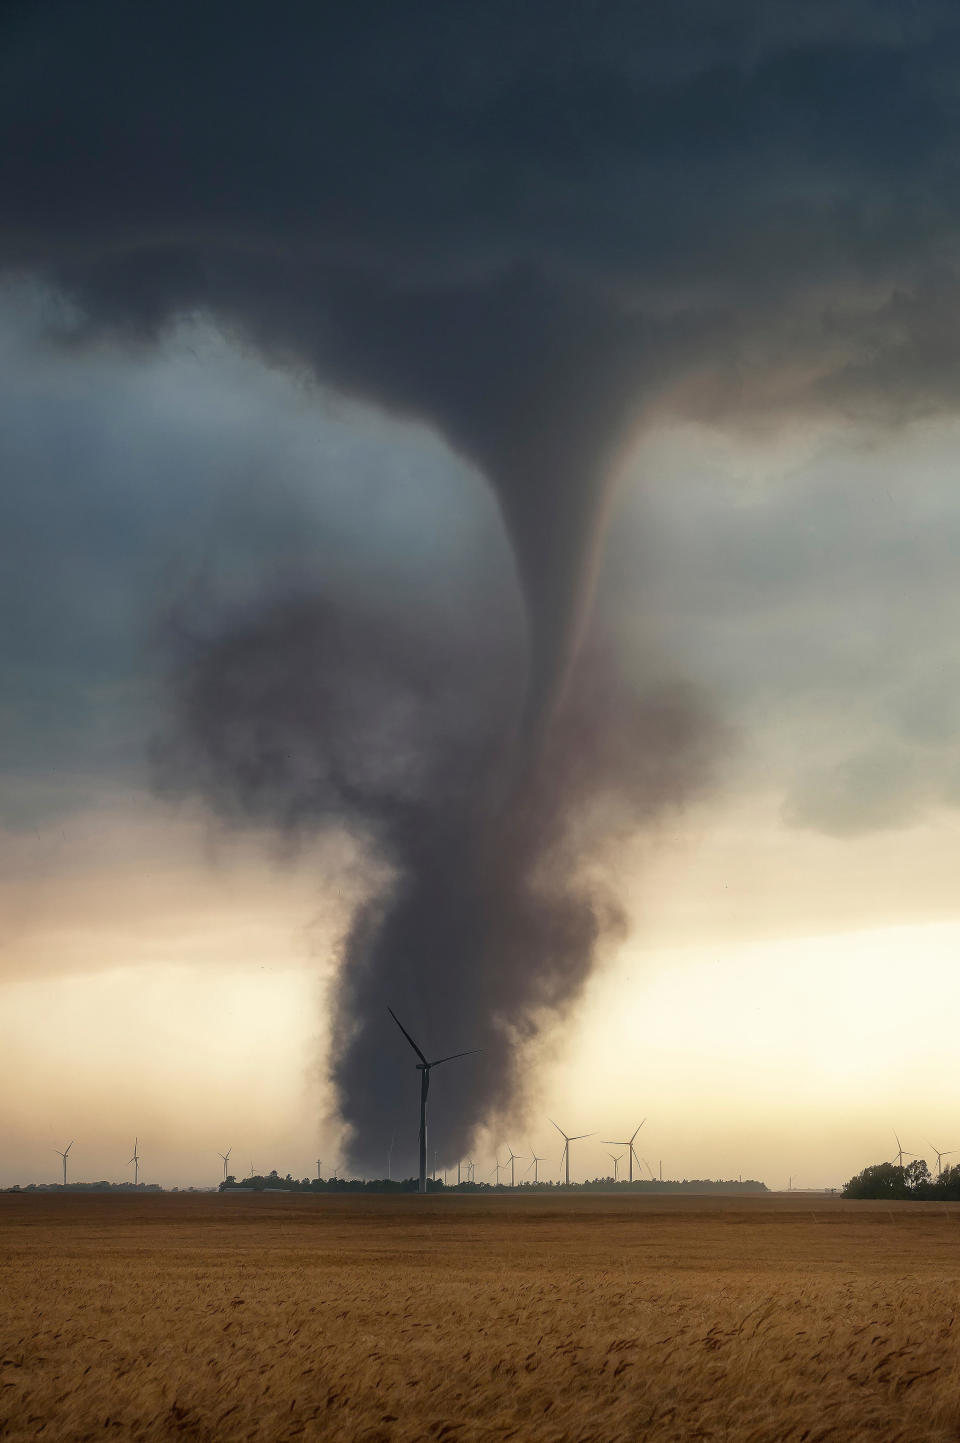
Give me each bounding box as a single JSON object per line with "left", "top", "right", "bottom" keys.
{"left": 6, "top": 0, "right": 960, "bottom": 1166}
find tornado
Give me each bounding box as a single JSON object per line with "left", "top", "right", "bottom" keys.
{"left": 4, "top": 0, "right": 953, "bottom": 1170}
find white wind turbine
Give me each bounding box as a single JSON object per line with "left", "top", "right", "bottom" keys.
{"left": 601, "top": 1120, "right": 646, "bottom": 1182}
{"left": 928, "top": 1141, "right": 956, "bottom": 1178}
{"left": 218, "top": 1148, "right": 232, "bottom": 1183}
{"left": 549, "top": 1119, "right": 594, "bottom": 1186}
{"left": 505, "top": 1146, "right": 526, "bottom": 1187}
{"left": 608, "top": 1152, "right": 623, "bottom": 1181}
{"left": 55, "top": 1141, "right": 73, "bottom": 1187}
{"left": 892, "top": 1131, "right": 915, "bottom": 1169}
{"left": 129, "top": 1138, "right": 141, "bottom": 1186}
{"left": 525, "top": 1147, "right": 547, "bottom": 1184}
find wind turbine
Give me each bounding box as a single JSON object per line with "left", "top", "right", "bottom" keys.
{"left": 892, "top": 1131, "right": 915, "bottom": 1169}
{"left": 525, "top": 1147, "right": 547, "bottom": 1184}
{"left": 55, "top": 1141, "right": 73, "bottom": 1187}
{"left": 488, "top": 1156, "right": 505, "bottom": 1184}
{"left": 549, "top": 1119, "right": 594, "bottom": 1186}
{"left": 601, "top": 1120, "right": 646, "bottom": 1182}
{"left": 219, "top": 1148, "right": 232, "bottom": 1183}
{"left": 505, "top": 1146, "right": 526, "bottom": 1187}
{"left": 608, "top": 1152, "right": 623, "bottom": 1181}
{"left": 388, "top": 1007, "right": 479, "bottom": 1195}
{"left": 928, "top": 1141, "right": 956, "bottom": 1178}
{"left": 129, "top": 1138, "right": 141, "bottom": 1186}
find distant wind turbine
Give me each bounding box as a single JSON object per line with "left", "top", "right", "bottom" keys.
{"left": 489, "top": 1156, "right": 505, "bottom": 1184}
{"left": 218, "top": 1148, "right": 232, "bottom": 1183}
{"left": 601, "top": 1120, "right": 646, "bottom": 1182}
{"left": 129, "top": 1138, "right": 141, "bottom": 1186}
{"left": 928, "top": 1141, "right": 956, "bottom": 1178}
{"left": 549, "top": 1119, "right": 594, "bottom": 1186}
{"left": 892, "top": 1131, "right": 915, "bottom": 1169}
{"left": 505, "top": 1146, "right": 526, "bottom": 1188}
{"left": 525, "top": 1148, "right": 547, "bottom": 1184}
{"left": 608, "top": 1152, "right": 623, "bottom": 1181}
{"left": 315, "top": 1158, "right": 322, "bottom": 1181}
{"left": 388, "top": 1007, "right": 479, "bottom": 1195}
{"left": 55, "top": 1141, "right": 73, "bottom": 1188}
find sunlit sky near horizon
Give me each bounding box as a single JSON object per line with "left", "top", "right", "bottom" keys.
{"left": 5, "top": 291, "right": 960, "bottom": 1193}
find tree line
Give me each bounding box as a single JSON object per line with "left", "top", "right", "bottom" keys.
{"left": 219, "top": 1171, "right": 768, "bottom": 1194}
{"left": 843, "top": 1160, "right": 960, "bottom": 1200}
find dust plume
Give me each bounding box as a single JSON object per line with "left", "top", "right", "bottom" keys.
{"left": 154, "top": 593, "right": 718, "bottom": 1168}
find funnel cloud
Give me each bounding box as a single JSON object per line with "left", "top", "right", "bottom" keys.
{"left": 6, "top": 1, "right": 960, "bottom": 1168}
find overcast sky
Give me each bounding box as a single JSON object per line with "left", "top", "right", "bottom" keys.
{"left": 4, "top": 1, "right": 960, "bottom": 1187}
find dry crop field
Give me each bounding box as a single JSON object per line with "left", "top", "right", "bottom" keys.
{"left": 1, "top": 1192, "right": 960, "bottom": 1442}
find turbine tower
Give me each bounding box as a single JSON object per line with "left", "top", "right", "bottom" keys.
{"left": 55, "top": 1141, "right": 73, "bottom": 1188}
{"left": 218, "top": 1147, "right": 232, "bottom": 1183}
{"left": 129, "top": 1138, "right": 141, "bottom": 1186}
{"left": 549, "top": 1119, "right": 594, "bottom": 1186}
{"left": 928, "top": 1141, "right": 956, "bottom": 1178}
{"left": 601, "top": 1120, "right": 646, "bottom": 1182}
{"left": 315, "top": 1158, "right": 322, "bottom": 1181}
{"left": 388, "top": 1007, "right": 479, "bottom": 1195}
{"left": 608, "top": 1152, "right": 623, "bottom": 1181}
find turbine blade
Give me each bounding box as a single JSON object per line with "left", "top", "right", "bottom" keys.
{"left": 600, "top": 1140, "right": 628, "bottom": 1146}
{"left": 548, "top": 1118, "right": 568, "bottom": 1140}
{"left": 569, "top": 1133, "right": 595, "bottom": 1141}
{"left": 387, "top": 1007, "right": 428, "bottom": 1065}
{"left": 630, "top": 1119, "right": 647, "bottom": 1144}
{"left": 430, "top": 1048, "right": 480, "bottom": 1068}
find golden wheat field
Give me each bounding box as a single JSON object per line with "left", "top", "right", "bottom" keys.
{"left": 1, "top": 1191, "right": 960, "bottom": 1442}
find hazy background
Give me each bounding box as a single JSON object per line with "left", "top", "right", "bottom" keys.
{"left": 4, "top": 280, "right": 960, "bottom": 1190}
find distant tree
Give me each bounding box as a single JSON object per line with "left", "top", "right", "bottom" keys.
{"left": 843, "top": 1162, "right": 907, "bottom": 1199}
{"left": 904, "top": 1158, "right": 931, "bottom": 1193}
